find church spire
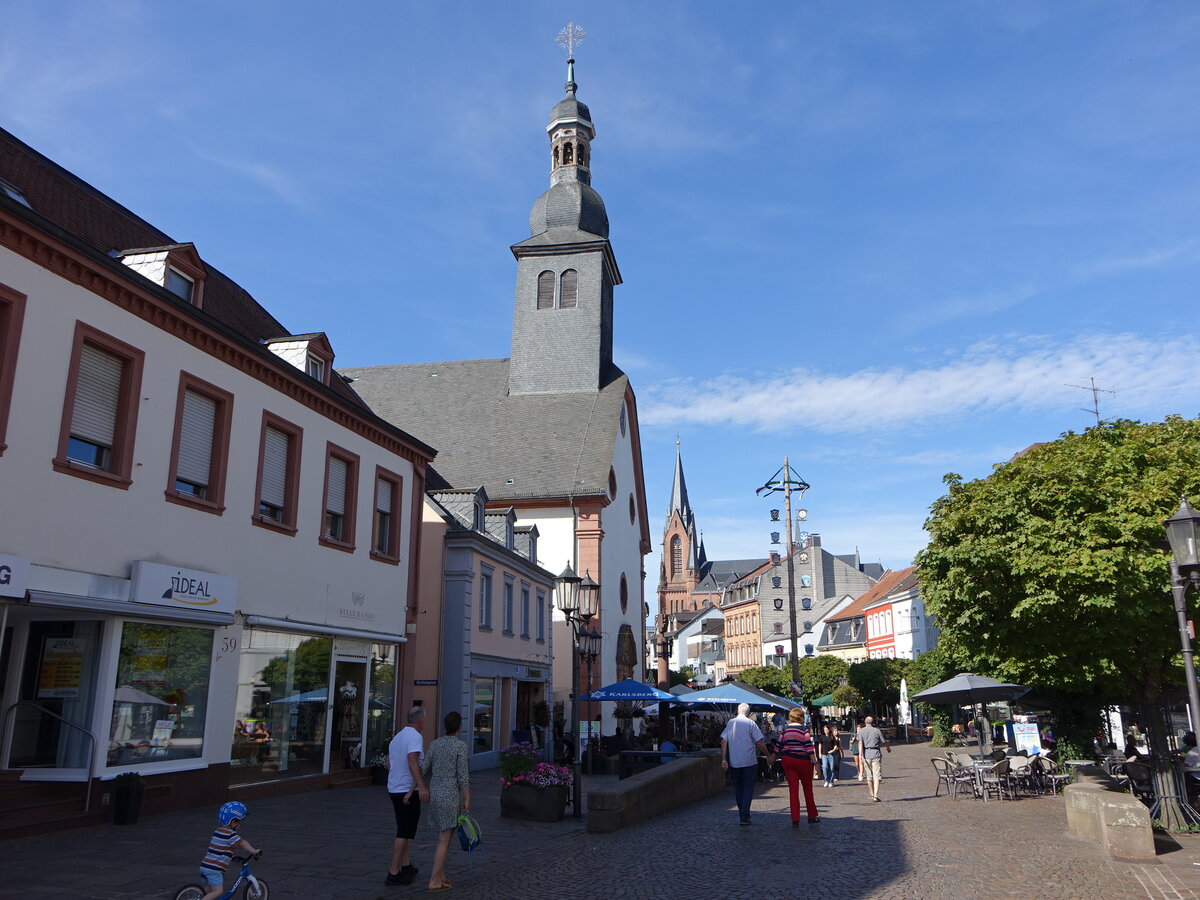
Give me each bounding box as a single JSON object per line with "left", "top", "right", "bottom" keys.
{"left": 666, "top": 441, "right": 693, "bottom": 532}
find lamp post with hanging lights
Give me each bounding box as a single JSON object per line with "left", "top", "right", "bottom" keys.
{"left": 757, "top": 458, "right": 811, "bottom": 686}
{"left": 554, "top": 563, "right": 601, "bottom": 818}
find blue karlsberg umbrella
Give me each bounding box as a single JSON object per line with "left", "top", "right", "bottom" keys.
{"left": 578, "top": 678, "right": 678, "bottom": 702}
{"left": 676, "top": 681, "right": 801, "bottom": 712}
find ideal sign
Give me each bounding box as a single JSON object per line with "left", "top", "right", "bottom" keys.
{"left": 0, "top": 553, "right": 30, "bottom": 599}
{"left": 131, "top": 561, "right": 236, "bottom": 614}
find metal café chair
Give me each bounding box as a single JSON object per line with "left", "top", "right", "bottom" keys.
{"left": 932, "top": 757, "right": 972, "bottom": 799}
{"left": 1031, "top": 756, "right": 1071, "bottom": 795}
{"left": 979, "top": 758, "right": 1015, "bottom": 801}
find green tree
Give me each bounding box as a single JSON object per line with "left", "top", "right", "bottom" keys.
{"left": 673, "top": 666, "right": 694, "bottom": 687}
{"left": 738, "top": 666, "right": 792, "bottom": 697}
{"left": 907, "top": 645, "right": 962, "bottom": 746}
{"left": 848, "top": 658, "right": 910, "bottom": 714}
{"left": 795, "top": 655, "right": 849, "bottom": 701}
{"left": 832, "top": 684, "right": 863, "bottom": 710}
{"left": 916, "top": 417, "right": 1200, "bottom": 774}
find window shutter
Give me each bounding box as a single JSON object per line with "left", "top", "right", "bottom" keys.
{"left": 71, "top": 344, "right": 122, "bottom": 445}
{"left": 326, "top": 456, "right": 348, "bottom": 515}
{"left": 376, "top": 478, "right": 393, "bottom": 513}
{"left": 559, "top": 269, "right": 578, "bottom": 308}
{"left": 176, "top": 390, "right": 216, "bottom": 486}
{"left": 536, "top": 271, "right": 555, "bottom": 309}
{"left": 261, "top": 427, "right": 289, "bottom": 508}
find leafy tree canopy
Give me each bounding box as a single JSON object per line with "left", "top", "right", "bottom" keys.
{"left": 796, "top": 655, "right": 849, "bottom": 700}
{"left": 848, "top": 658, "right": 911, "bottom": 710}
{"left": 738, "top": 666, "right": 792, "bottom": 697}
{"left": 916, "top": 417, "right": 1200, "bottom": 706}
{"left": 832, "top": 684, "right": 864, "bottom": 709}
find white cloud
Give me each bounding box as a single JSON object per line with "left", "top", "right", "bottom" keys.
{"left": 640, "top": 332, "right": 1198, "bottom": 433}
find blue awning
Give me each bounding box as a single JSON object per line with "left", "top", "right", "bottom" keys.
{"left": 578, "top": 678, "right": 679, "bottom": 702}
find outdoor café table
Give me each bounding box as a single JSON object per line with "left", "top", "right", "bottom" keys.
{"left": 971, "top": 761, "right": 994, "bottom": 801}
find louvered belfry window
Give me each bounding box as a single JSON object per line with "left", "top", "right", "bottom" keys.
{"left": 67, "top": 343, "right": 123, "bottom": 469}
{"left": 559, "top": 269, "right": 578, "bottom": 308}
{"left": 536, "top": 271, "right": 555, "bottom": 309}
{"left": 325, "top": 455, "right": 348, "bottom": 540}
{"left": 671, "top": 536, "right": 682, "bottom": 578}
{"left": 259, "top": 426, "right": 290, "bottom": 520}
{"left": 175, "top": 389, "right": 216, "bottom": 496}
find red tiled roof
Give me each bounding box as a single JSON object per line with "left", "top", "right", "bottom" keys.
{"left": 826, "top": 565, "right": 918, "bottom": 623}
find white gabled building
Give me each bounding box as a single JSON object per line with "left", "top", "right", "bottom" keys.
{"left": 0, "top": 125, "right": 435, "bottom": 828}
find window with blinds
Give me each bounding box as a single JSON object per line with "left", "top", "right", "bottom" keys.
{"left": 559, "top": 269, "right": 578, "bottom": 308}
{"left": 372, "top": 471, "right": 401, "bottom": 558}
{"left": 67, "top": 343, "right": 124, "bottom": 470}
{"left": 536, "top": 271, "right": 555, "bottom": 309}
{"left": 174, "top": 389, "right": 216, "bottom": 497}
{"left": 322, "top": 449, "right": 357, "bottom": 545}
{"left": 259, "top": 426, "right": 291, "bottom": 521}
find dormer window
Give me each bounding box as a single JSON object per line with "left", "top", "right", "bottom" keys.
{"left": 117, "top": 243, "right": 205, "bottom": 307}
{"left": 166, "top": 267, "right": 194, "bottom": 302}
{"left": 265, "top": 333, "right": 333, "bottom": 385}
{"left": 0, "top": 176, "right": 31, "bottom": 208}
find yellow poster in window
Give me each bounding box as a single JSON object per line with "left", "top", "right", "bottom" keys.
{"left": 37, "top": 638, "right": 85, "bottom": 699}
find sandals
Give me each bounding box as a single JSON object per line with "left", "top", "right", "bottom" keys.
{"left": 428, "top": 885, "right": 453, "bottom": 893}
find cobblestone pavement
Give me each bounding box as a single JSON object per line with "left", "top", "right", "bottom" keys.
{"left": 5, "top": 742, "right": 1200, "bottom": 899}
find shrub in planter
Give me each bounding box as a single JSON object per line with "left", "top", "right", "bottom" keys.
{"left": 498, "top": 742, "right": 572, "bottom": 821}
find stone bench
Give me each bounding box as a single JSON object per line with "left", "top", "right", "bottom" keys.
{"left": 586, "top": 750, "right": 723, "bottom": 833}
{"left": 1063, "top": 765, "right": 1154, "bottom": 860}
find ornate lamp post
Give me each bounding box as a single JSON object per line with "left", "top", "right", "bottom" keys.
{"left": 554, "top": 563, "right": 600, "bottom": 818}
{"left": 1150, "top": 498, "right": 1200, "bottom": 830}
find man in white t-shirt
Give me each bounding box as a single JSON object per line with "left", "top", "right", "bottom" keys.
{"left": 720, "top": 703, "right": 774, "bottom": 825}
{"left": 385, "top": 707, "right": 428, "bottom": 886}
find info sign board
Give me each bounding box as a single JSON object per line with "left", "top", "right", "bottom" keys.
{"left": 37, "top": 637, "right": 85, "bottom": 699}
{"left": 1012, "top": 722, "right": 1042, "bottom": 755}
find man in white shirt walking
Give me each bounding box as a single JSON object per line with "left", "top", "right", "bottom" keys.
{"left": 385, "top": 707, "right": 429, "bottom": 885}
{"left": 721, "top": 703, "right": 774, "bottom": 825}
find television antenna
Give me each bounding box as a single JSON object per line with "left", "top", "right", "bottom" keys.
{"left": 1066, "top": 377, "right": 1115, "bottom": 425}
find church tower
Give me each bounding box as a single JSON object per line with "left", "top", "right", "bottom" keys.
{"left": 508, "top": 56, "right": 622, "bottom": 396}
{"left": 658, "top": 444, "right": 704, "bottom": 616}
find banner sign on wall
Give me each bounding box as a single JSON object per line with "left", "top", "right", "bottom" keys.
{"left": 131, "top": 561, "right": 236, "bottom": 614}
{"left": 0, "top": 553, "right": 31, "bottom": 599}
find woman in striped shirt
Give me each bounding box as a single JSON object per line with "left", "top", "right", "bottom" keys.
{"left": 778, "top": 707, "right": 819, "bottom": 826}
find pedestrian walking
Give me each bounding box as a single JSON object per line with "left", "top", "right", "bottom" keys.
{"left": 778, "top": 708, "right": 819, "bottom": 825}
{"left": 385, "top": 707, "right": 429, "bottom": 886}
{"left": 817, "top": 723, "right": 840, "bottom": 787}
{"left": 858, "top": 715, "right": 891, "bottom": 802}
{"left": 852, "top": 720, "right": 865, "bottom": 781}
{"left": 422, "top": 711, "right": 471, "bottom": 892}
{"left": 720, "top": 702, "right": 774, "bottom": 825}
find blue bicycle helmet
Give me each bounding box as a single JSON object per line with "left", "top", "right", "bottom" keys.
{"left": 217, "top": 800, "right": 247, "bottom": 826}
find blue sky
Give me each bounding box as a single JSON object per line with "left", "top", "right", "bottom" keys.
{"left": 5, "top": 2, "right": 1199, "bottom": 587}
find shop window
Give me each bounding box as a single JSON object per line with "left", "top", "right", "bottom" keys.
{"left": 473, "top": 678, "right": 495, "bottom": 754}
{"left": 55, "top": 322, "right": 144, "bottom": 487}
{"left": 108, "top": 621, "right": 214, "bottom": 768}
{"left": 320, "top": 443, "right": 359, "bottom": 551}
{"left": 230, "top": 630, "right": 331, "bottom": 785}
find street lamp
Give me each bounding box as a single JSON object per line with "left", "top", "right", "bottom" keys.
{"left": 554, "top": 563, "right": 601, "bottom": 819}
{"left": 1158, "top": 498, "right": 1200, "bottom": 829}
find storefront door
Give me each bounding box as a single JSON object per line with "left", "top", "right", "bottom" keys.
{"left": 329, "top": 658, "right": 367, "bottom": 772}
{"left": 5, "top": 619, "right": 101, "bottom": 770}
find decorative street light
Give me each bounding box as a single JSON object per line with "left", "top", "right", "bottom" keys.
{"left": 554, "top": 563, "right": 601, "bottom": 819}
{"left": 1158, "top": 498, "right": 1200, "bottom": 829}
{"left": 757, "top": 457, "right": 811, "bottom": 686}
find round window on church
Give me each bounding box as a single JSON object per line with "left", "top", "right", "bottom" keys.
{"left": 620, "top": 574, "right": 628, "bottom": 613}
{"left": 608, "top": 467, "right": 617, "bottom": 500}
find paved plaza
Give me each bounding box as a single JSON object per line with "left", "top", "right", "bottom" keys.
{"left": 5, "top": 742, "right": 1200, "bottom": 899}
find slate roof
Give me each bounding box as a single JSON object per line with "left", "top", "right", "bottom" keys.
{"left": 0, "top": 124, "right": 387, "bottom": 420}
{"left": 340, "top": 358, "right": 629, "bottom": 503}
{"left": 694, "top": 558, "right": 770, "bottom": 593}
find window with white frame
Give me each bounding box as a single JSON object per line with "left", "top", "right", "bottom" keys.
{"left": 306, "top": 354, "right": 325, "bottom": 382}
{"left": 536, "top": 590, "right": 545, "bottom": 641}
{"left": 479, "top": 568, "right": 493, "bottom": 629}
{"left": 166, "top": 267, "right": 194, "bottom": 302}
{"left": 520, "top": 585, "right": 530, "bottom": 638}
{"left": 502, "top": 577, "right": 514, "bottom": 635}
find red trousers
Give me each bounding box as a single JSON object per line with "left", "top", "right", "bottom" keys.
{"left": 782, "top": 756, "right": 818, "bottom": 822}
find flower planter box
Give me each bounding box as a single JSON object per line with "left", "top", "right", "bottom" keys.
{"left": 500, "top": 783, "right": 568, "bottom": 822}
{"left": 112, "top": 781, "right": 144, "bottom": 826}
